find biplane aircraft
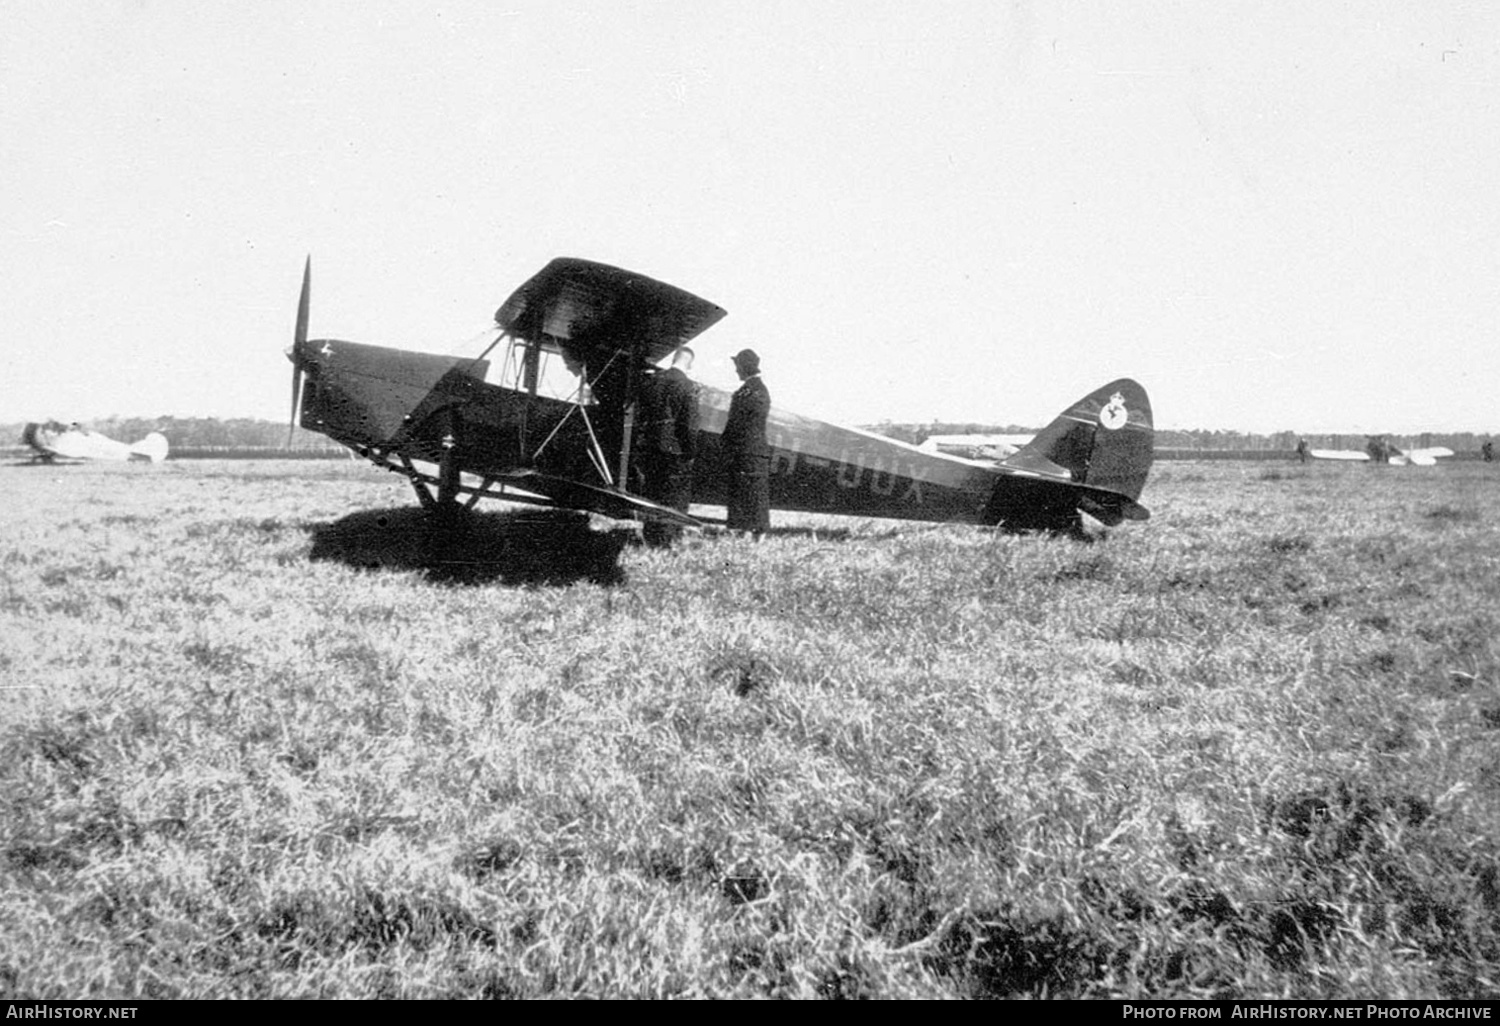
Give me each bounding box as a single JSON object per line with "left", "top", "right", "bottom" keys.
{"left": 285, "top": 257, "right": 1154, "bottom": 534}
{"left": 1309, "top": 437, "right": 1454, "bottom": 466}
{"left": 21, "top": 422, "right": 168, "bottom": 464}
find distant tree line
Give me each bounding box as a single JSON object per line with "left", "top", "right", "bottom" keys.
{"left": 5, "top": 416, "right": 1494, "bottom": 456}
{"left": 1143, "top": 428, "right": 1495, "bottom": 452}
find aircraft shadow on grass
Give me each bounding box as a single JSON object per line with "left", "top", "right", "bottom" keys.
{"left": 307, "top": 507, "right": 629, "bottom": 587}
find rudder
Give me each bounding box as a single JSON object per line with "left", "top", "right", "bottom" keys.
{"left": 129, "top": 432, "right": 170, "bottom": 463}
{"left": 988, "top": 379, "right": 1153, "bottom": 529}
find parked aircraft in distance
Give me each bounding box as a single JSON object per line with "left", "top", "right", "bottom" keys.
{"left": 918, "top": 433, "right": 1035, "bottom": 462}
{"left": 285, "top": 257, "right": 1155, "bottom": 534}
{"left": 21, "top": 422, "right": 169, "bottom": 464}
{"left": 1309, "top": 436, "right": 1455, "bottom": 466}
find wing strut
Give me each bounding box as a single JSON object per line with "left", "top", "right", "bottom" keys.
{"left": 528, "top": 350, "right": 622, "bottom": 488}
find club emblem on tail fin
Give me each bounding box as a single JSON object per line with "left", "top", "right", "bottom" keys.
{"left": 1099, "top": 392, "right": 1128, "bottom": 431}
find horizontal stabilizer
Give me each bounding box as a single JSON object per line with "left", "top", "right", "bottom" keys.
{"left": 997, "top": 450, "right": 1075, "bottom": 482}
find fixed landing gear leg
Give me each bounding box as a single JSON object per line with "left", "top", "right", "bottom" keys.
{"left": 437, "top": 431, "right": 461, "bottom": 508}
{"left": 432, "top": 431, "right": 468, "bottom": 532}
{"left": 398, "top": 455, "right": 438, "bottom": 512}
{"left": 434, "top": 432, "right": 463, "bottom": 510}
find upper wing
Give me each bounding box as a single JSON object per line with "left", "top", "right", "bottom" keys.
{"left": 494, "top": 258, "right": 727, "bottom": 365}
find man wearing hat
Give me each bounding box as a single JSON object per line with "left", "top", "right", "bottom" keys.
{"left": 722, "top": 348, "right": 771, "bottom": 536}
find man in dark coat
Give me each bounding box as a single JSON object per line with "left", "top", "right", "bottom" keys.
{"left": 722, "top": 348, "right": 771, "bottom": 537}
{"left": 641, "top": 346, "right": 701, "bottom": 546}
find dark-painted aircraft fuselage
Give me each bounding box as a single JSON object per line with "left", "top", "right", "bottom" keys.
{"left": 287, "top": 258, "right": 1154, "bottom": 533}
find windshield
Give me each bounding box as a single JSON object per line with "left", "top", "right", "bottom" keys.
{"left": 457, "top": 331, "right": 681, "bottom": 407}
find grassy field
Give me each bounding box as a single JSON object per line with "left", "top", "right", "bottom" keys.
{"left": 1, "top": 458, "right": 1498, "bottom": 999}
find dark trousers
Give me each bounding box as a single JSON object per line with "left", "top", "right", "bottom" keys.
{"left": 643, "top": 455, "right": 693, "bottom": 546}
{"left": 726, "top": 459, "right": 770, "bottom": 535}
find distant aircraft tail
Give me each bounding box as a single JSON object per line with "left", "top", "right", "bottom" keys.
{"left": 20, "top": 422, "right": 56, "bottom": 462}
{"left": 988, "top": 379, "right": 1153, "bottom": 528}
{"left": 128, "top": 432, "right": 169, "bottom": 463}
{"left": 1393, "top": 446, "right": 1453, "bottom": 467}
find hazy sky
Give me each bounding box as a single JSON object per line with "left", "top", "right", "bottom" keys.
{"left": 3, "top": 1, "right": 1496, "bottom": 434}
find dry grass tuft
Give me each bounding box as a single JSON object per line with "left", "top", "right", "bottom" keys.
{"left": 2, "top": 459, "right": 1499, "bottom": 998}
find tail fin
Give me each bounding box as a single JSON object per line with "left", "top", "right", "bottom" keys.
{"left": 998, "top": 378, "right": 1153, "bottom": 526}
{"left": 128, "top": 432, "right": 169, "bottom": 463}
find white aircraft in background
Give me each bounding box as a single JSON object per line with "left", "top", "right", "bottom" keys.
{"left": 917, "top": 433, "right": 1035, "bottom": 462}
{"left": 1308, "top": 436, "right": 1454, "bottom": 466}
{"left": 21, "top": 422, "right": 169, "bottom": 464}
